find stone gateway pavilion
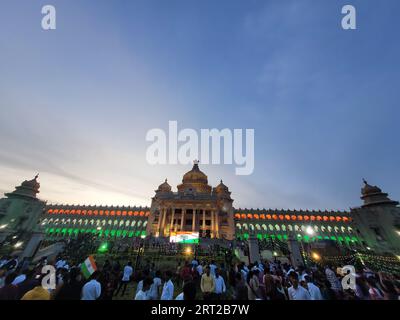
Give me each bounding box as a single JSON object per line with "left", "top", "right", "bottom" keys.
{"left": 0, "top": 163, "right": 399, "bottom": 266}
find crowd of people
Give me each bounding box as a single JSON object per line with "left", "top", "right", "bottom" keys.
{"left": 1, "top": 252, "right": 399, "bottom": 300}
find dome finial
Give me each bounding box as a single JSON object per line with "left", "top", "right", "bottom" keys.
{"left": 362, "top": 178, "right": 368, "bottom": 185}
{"left": 35, "top": 173, "right": 39, "bottom": 180}
{"left": 193, "top": 159, "right": 199, "bottom": 165}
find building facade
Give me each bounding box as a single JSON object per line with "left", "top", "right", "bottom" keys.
{"left": 146, "top": 161, "right": 235, "bottom": 240}
{"left": 1, "top": 164, "right": 399, "bottom": 256}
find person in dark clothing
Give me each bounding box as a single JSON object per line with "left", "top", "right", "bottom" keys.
{"left": 0, "top": 273, "right": 18, "bottom": 300}
{"left": 54, "top": 267, "right": 84, "bottom": 300}
{"left": 183, "top": 279, "right": 197, "bottom": 300}
{"left": 233, "top": 272, "right": 248, "bottom": 300}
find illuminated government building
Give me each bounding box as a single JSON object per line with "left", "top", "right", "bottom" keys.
{"left": 0, "top": 162, "right": 399, "bottom": 257}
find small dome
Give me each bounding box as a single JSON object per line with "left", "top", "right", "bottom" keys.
{"left": 157, "top": 179, "right": 171, "bottom": 193}
{"left": 21, "top": 174, "right": 40, "bottom": 191}
{"left": 215, "top": 180, "right": 229, "bottom": 193}
{"left": 361, "top": 179, "right": 382, "bottom": 195}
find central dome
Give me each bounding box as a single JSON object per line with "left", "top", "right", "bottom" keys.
{"left": 182, "top": 162, "right": 208, "bottom": 184}
{"left": 178, "top": 162, "right": 212, "bottom": 194}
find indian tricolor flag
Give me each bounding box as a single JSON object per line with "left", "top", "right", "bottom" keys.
{"left": 81, "top": 256, "right": 97, "bottom": 279}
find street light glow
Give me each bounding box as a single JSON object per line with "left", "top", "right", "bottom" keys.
{"left": 311, "top": 252, "right": 321, "bottom": 261}
{"left": 0, "top": 224, "right": 8, "bottom": 229}
{"left": 184, "top": 246, "right": 192, "bottom": 255}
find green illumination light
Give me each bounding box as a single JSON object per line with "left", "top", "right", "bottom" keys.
{"left": 98, "top": 242, "right": 109, "bottom": 253}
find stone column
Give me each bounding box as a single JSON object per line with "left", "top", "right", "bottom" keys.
{"left": 161, "top": 208, "right": 167, "bottom": 237}
{"left": 156, "top": 208, "right": 163, "bottom": 237}
{"left": 248, "top": 233, "right": 261, "bottom": 264}
{"left": 170, "top": 208, "right": 175, "bottom": 235}
{"left": 180, "top": 208, "right": 185, "bottom": 231}
{"left": 192, "top": 209, "right": 196, "bottom": 232}
{"left": 21, "top": 231, "right": 45, "bottom": 259}
{"left": 215, "top": 210, "right": 219, "bottom": 238}
{"left": 288, "top": 235, "right": 305, "bottom": 268}
{"left": 211, "top": 210, "right": 215, "bottom": 238}
{"left": 202, "top": 210, "right": 206, "bottom": 237}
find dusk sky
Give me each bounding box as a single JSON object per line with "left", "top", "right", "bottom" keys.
{"left": 0, "top": 0, "right": 399, "bottom": 210}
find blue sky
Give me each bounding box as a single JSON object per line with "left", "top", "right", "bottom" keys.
{"left": 0, "top": 0, "right": 399, "bottom": 210}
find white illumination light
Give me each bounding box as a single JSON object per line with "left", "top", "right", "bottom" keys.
{"left": 306, "top": 226, "right": 315, "bottom": 235}
{"left": 0, "top": 224, "right": 8, "bottom": 229}
{"left": 14, "top": 241, "right": 23, "bottom": 248}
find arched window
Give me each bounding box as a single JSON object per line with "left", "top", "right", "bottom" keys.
{"left": 341, "top": 226, "right": 346, "bottom": 233}
{"left": 143, "top": 221, "right": 148, "bottom": 227}
{"left": 236, "top": 223, "right": 242, "bottom": 229}
{"left": 275, "top": 224, "right": 280, "bottom": 231}
{"left": 334, "top": 226, "right": 339, "bottom": 233}
{"left": 249, "top": 224, "right": 255, "bottom": 231}
{"left": 255, "top": 224, "right": 261, "bottom": 230}
{"left": 348, "top": 227, "right": 353, "bottom": 234}
{"left": 328, "top": 226, "right": 332, "bottom": 233}
{"left": 288, "top": 225, "right": 293, "bottom": 232}
{"left": 321, "top": 226, "right": 326, "bottom": 232}
{"left": 294, "top": 225, "right": 299, "bottom": 231}
{"left": 268, "top": 224, "right": 274, "bottom": 231}
{"left": 243, "top": 223, "right": 248, "bottom": 230}
{"left": 281, "top": 225, "right": 286, "bottom": 231}
{"left": 262, "top": 224, "right": 267, "bottom": 231}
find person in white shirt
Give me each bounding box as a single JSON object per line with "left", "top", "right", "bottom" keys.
{"left": 214, "top": 269, "right": 226, "bottom": 299}
{"left": 81, "top": 271, "right": 102, "bottom": 300}
{"left": 12, "top": 273, "right": 26, "bottom": 285}
{"left": 149, "top": 271, "right": 162, "bottom": 300}
{"left": 191, "top": 259, "right": 199, "bottom": 267}
{"left": 161, "top": 271, "right": 174, "bottom": 300}
{"left": 175, "top": 292, "right": 184, "bottom": 300}
{"left": 303, "top": 276, "right": 324, "bottom": 300}
{"left": 209, "top": 261, "right": 217, "bottom": 277}
{"left": 136, "top": 270, "right": 150, "bottom": 297}
{"left": 135, "top": 278, "right": 152, "bottom": 300}
{"left": 288, "top": 271, "right": 311, "bottom": 300}
{"left": 115, "top": 261, "right": 133, "bottom": 296}
{"left": 196, "top": 263, "right": 203, "bottom": 277}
